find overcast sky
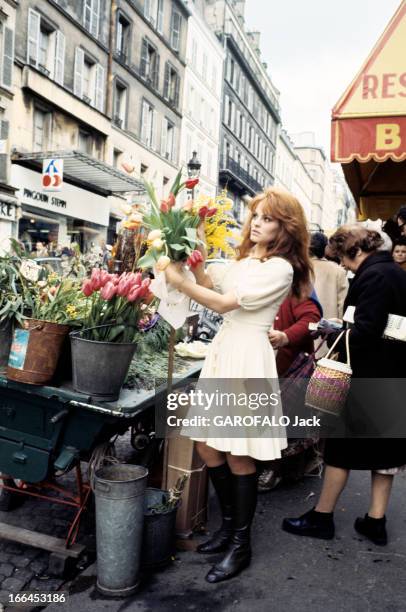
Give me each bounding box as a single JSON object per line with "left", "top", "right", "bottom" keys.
{"left": 244, "top": 0, "right": 401, "bottom": 155}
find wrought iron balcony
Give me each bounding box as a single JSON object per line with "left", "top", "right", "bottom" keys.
{"left": 219, "top": 155, "right": 263, "bottom": 195}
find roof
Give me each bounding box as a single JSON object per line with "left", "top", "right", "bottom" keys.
{"left": 11, "top": 150, "right": 145, "bottom": 197}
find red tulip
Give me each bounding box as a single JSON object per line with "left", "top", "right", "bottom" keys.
{"left": 198, "top": 206, "right": 209, "bottom": 219}
{"left": 187, "top": 250, "right": 204, "bottom": 268}
{"left": 167, "top": 193, "right": 176, "bottom": 208}
{"left": 82, "top": 279, "right": 94, "bottom": 297}
{"left": 185, "top": 178, "right": 199, "bottom": 189}
{"left": 206, "top": 207, "right": 217, "bottom": 218}
{"left": 160, "top": 200, "right": 169, "bottom": 213}
{"left": 100, "top": 281, "right": 117, "bottom": 300}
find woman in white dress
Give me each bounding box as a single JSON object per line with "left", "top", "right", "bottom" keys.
{"left": 165, "top": 187, "right": 312, "bottom": 583}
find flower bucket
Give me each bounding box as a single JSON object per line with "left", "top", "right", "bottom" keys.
{"left": 70, "top": 326, "right": 137, "bottom": 402}
{"left": 6, "top": 319, "right": 70, "bottom": 385}
{"left": 141, "top": 488, "right": 180, "bottom": 569}
{"left": 0, "top": 319, "right": 13, "bottom": 372}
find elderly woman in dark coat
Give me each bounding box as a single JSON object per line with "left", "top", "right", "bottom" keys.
{"left": 282, "top": 225, "right": 406, "bottom": 545}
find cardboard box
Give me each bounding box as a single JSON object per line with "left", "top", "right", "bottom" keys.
{"left": 166, "top": 437, "right": 208, "bottom": 538}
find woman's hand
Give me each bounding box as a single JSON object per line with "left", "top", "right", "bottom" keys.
{"left": 268, "top": 329, "right": 289, "bottom": 349}
{"left": 164, "top": 261, "right": 185, "bottom": 290}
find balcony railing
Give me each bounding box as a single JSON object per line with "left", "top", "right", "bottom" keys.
{"left": 220, "top": 155, "right": 262, "bottom": 194}
{"left": 113, "top": 115, "right": 123, "bottom": 129}
{"left": 115, "top": 49, "right": 128, "bottom": 64}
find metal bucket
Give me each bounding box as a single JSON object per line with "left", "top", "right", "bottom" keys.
{"left": 70, "top": 327, "right": 137, "bottom": 401}
{"left": 94, "top": 464, "right": 148, "bottom": 597}
{"left": 0, "top": 319, "right": 12, "bottom": 372}
{"left": 6, "top": 319, "right": 70, "bottom": 385}
{"left": 141, "top": 488, "right": 179, "bottom": 569}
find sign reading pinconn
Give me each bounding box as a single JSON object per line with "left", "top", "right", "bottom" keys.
{"left": 42, "top": 158, "right": 64, "bottom": 191}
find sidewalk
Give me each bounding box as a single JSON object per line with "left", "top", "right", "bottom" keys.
{"left": 46, "top": 470, "right": 406, "bottom": 612}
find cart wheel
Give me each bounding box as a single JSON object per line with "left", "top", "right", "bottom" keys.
{"left": 0, "top": 478, "right": 26, "bottom": 512}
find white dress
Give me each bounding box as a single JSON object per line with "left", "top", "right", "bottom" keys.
{"left": 188, "top": 256, "right": 293, "bottom": 461}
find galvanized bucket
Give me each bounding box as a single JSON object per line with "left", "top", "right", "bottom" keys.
{"left": 94, "top": 464, "right": 148, "bottom": 597}
{"left": 70, "top": 326, "right": 137, "bottom": 401}
{"left": 0, "top": 319, "right": 13, "bottom": 372}
{"left": 7, "top": 319, "right": 70, "bottom": 385}
{"left": 141, "top": 488, "right": 179, "bottom": 569}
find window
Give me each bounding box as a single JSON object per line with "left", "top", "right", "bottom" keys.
{"left": 83, "top": 0, "right": 100, "bottom": 38}
{"left": 113, "top": 148, "right": 122, "bottom": 168}
{"left": 116, "top": 13, "right": 130, "bottom": 61}
{"left": 113, "top": 81, "right": 128, "bottom": 129}
{"left": 78, "top": 129, "right": 93, "bottom": 155}
{"left": 163, "top": 62, "right": 179, "bottom": 107}
{"left": 202, "top": 53, "right": 207, "bottom": 82}
{"left": 239, "top": 113, "right": 244, "bottom": 139}
{"left": 161, "top": 118, "right": 175, "bottom": 161}
{"left": 227, "top": 99, "right": 233, "bottom": 127}
{"left": 33, "top": 108, "right": 50, "bottom": 152}
{"left": 140, "top": 38, "right": 159, "bottom": 88}
{"left": 248, "top": 125, "right": 253, "bottom": 149}
{"left": 170, "top": 11, "right": 181, "bottom": 52}
{"left": 228, "top": 57, "right": 234, "bottom": 84}
{"left": 0, "top": 21, "right": 14, "bottom": 88}
{"left": 74, "top": 47, "right": 105, "bottom": 112}
{"left": 156, "top": 0, "right": 164, "bottom": 34}
{"left": 140, "top": 100, "right": 156, "bottom": 148}
{"left": 27, "top": 9, "right": 65, "bottom": 85}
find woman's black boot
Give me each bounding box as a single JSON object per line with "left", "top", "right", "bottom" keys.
{"left": 197, "top": 463, "right": 233, "bottom": 554}
{"left": 354, "top": 513, "right": 387, "bottom": 545}
{"left": 205, "top": 472, "right": 257, "bottom": 583}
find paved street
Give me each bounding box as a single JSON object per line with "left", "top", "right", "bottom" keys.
{"left": 39, "top": 465, "right": 406, "bottom": 612}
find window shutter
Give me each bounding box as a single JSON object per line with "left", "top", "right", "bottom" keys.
{"left": 140, "top": 39, "right": 148, "bottom": 77}
{"left": 0, "top": 120, "right": 9, "bottom": 182}
{"left": 153, "top": 53, "right": 160, "bottom": 89}
{"left": 2, "top": 27, "right": 14, "bottom": 88}
{"left": 27, "top": 9, "right": 40, "bottom": 66}
{"left": 174, "top": 73, "right": 180, "bottom": 108}
{"left": 83, "top": 0, "right": 92, "bottom": 30}
{"left": 157, "top": 0, "right": 164, "bottom": 33}
{"left": 163, "top": 62, "right": 170, "bottom": 99}
{"left": 74, "top": 47, "right": 84, "bottom": 98}
{"left": 144, "top": 0, "right": 151, "bottom": 19}
{"left": 160, "top": 118, "right": 167, "bottom": 157}
{"left": 171, "top": 127, "right": 176, "bottom": 163}
{"left": 91, "top": 0, "right": 100, "bottom": 38}
{"left": 141, "top": 101, "right": 149, "bottom": 143}
{"left": 54, "top": 31, "right": 65, "bottom": 86}
{"left": 151, "top": 109, "right": 157, "bottom": 150}
{"left": 170, "top": 12, "right": 181, "bottom": 51}
{"left": 95, "top": 64, "right": 105, "bottom": 112}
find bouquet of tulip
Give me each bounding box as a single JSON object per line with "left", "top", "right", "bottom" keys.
{"left": 80, "top": 268, "right": 155, "bottom": 343}
{"left": 137, "top": 170, "right": 217, "bottom": 272}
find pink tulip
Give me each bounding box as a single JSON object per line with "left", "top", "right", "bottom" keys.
{"left": 110, "top": 274, "right": 120, "bottom": 285}
{"left": 82, "top": 279, "right": 94, "bottom": 297}
{"left": 139, "top": 278, "right": 152, "bottom": 298}
{"left": 133, "top": 272, "right": 142, "bottom": 286}
{"left": 160, "top": 200, "right": 169, "bottom": 213}
{"left": 90, "top": 268, "right": 102, "bottom": 290}
{"left": 100, "top": 270, "right": 111, "bottom": 287}
{"left": 117, "top": 278, "right": 132, "bottom": 297}
{"left": 167, "top": 193, "right": 176, "bottom": 208}
{"left": 100, "top": 281, "right": 117, "bottom": 300}
{"left": 127, "top": 286, "right": 142, "bottom": 302}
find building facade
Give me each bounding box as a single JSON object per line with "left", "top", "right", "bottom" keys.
{"left": 8, "top": 0, "right": 189, "bottom": 254}
{"left": 0, "top": 0, "right": 17, "bottom": 252}
{"left": 178, "top": 0, "right": 224, "bottom": 200}
{"left": 205, "top": 0, "right": 280, "bottom": 223}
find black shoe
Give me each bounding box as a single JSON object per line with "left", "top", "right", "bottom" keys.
{"left": 282, "top": 508, "right": 335, "bottom": 540}
{"left": 197, "top": 463, "right": 233, "bottom": 554}
{"left": 205, "top": 472, "right": 257, "bottom": 583}
{"left": 354, "top": 514, "right": 387, "bottom": 546}
{"left": 196, "top": 517, "right": 233, "bottom": 554}
{"left": 205, "top": 528, "right": 251, "bottom": 583}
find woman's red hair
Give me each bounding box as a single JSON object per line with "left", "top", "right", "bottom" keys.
{"left": 236, "top": 187, "right": 313, "bottom": 298}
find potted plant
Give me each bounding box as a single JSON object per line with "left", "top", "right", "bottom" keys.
{"left": 70, "top": 268, "right": 155, "bottom": 401}
{"left": 7, "top": 259, "right": 83, "bottom": 385}
{"left": 0, "top": 249, "right": 25, "bottom": 371}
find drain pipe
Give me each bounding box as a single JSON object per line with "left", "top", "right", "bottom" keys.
{"left": 106, "top": 0, "right": 116, "bottom": 119}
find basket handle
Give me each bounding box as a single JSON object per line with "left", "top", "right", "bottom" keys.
{"left": 324, "top": 329, "right": 351, "bottom": 368}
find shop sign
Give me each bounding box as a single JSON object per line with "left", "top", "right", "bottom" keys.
{"left": 42, "top": 158, "right": 63, "bottom": 191}
{"left": 0, "top": 201, "right": 16, "bottom": 221}
{"left": 22, "top": 188, "right": 67, "bottom": 210}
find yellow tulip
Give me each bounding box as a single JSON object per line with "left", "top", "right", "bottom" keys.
{"left": 156, "top": 255, "right": 171, "bottom": 271}
{"left": 148, "top": 229, "right": 162, "bottom": 241}
{"left": 151, "top": 238, "right": 164, "bottom": 250}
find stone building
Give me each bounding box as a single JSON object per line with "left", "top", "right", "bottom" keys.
{"left": 8, "top": 0, "right": 189, "bottom": 253}
{"left": 204, "top": 0, "right": 281, "bottom": 223}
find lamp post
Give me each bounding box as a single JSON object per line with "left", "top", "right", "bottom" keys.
{"left": 187, "top": 151, "right": 201, "bottom": 199}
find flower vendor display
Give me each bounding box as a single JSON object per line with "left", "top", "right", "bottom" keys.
{"left": 70, "top": 268, "right": 156, "bottom": 401}
{"left": 111, "top": 203, "right": 146, "bottom": 273}
{"left": 6, "top": 256, "right": 84, "bottom": 385}
{"left": 0, "top": 246, "right": 26, "bottom": 370}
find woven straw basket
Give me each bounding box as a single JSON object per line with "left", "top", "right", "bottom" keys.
{"left": 305, "top": 330, "right": 352, "bottom": 416}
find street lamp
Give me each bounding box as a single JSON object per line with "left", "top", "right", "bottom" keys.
{"left": 187, "top": 151, "right": 201, "bottom": 199}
